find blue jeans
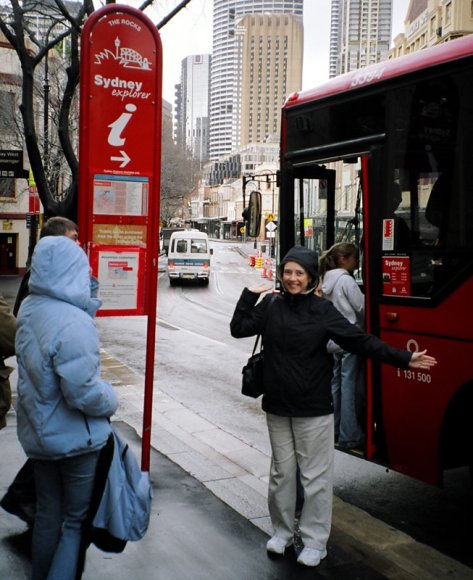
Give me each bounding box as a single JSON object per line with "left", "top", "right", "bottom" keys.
{"left": 32, "top": 451, "right": 100, "bottom": 580}
{"left": 331, "top": 351, "right": 365, "bottom": 447}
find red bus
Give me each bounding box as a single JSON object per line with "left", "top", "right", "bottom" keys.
{"left": 278, "top": 35, "right": 473, "bottom": 486}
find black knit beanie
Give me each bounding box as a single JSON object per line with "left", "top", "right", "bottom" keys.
{"left": 278, "top": 245, "right": 319, "bottom": 286}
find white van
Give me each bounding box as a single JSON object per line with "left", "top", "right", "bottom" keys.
{"left": 167, "top": 230, "right": 212, "bottom": 285}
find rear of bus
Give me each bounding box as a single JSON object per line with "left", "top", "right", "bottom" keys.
{"left": 167, "top": 231, "right": 211, "bottom": 285}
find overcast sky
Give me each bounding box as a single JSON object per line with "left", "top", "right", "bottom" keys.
{"left": 123, "top": 0, "right": 411, "bottom": 104}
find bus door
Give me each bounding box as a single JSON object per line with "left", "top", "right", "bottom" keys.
{"left": 278, "top": 163, "right": 336, "bottom": 259}
{"left": 285, "top": 156, "right": 372, "bottom": 456}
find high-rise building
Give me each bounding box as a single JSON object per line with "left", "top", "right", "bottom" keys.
{"left": 237, "top": 13, "right": 303, "bottom": 149}
{"left": 174, "top": 54, "right": 211, "bottom": 166}
{"left": 329, "top": 0, "right": 392, "bottom": 77}
{"left": 209, "top": 0, "right": 303, "bottom": 162}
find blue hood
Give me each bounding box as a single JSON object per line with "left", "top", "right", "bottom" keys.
{"left": 29, "top": 236, "right": 100, "bottom": 315}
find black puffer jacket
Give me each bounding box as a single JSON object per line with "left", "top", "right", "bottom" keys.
{"left": 231, "top": 288, "right": 412, "bottom": 418}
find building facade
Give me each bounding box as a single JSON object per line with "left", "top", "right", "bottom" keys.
{"left": 209, "top": 0, "right": 303, "bottom": 161}
{"left": 174, "top": 54, "right": 211, "bottom": 166}
{"left": 0, "top": 31, "right": 32, "bottom": 275}
{"left": 236, "top": 13, "right": 303, "bottom": 149}
{"left": 329, "top": 0, "right": 393, "bottom": 77}
{"left": 391, "top": 0, "right": 473, "bottom": 58}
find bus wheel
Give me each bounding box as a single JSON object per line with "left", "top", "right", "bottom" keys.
{"left": 169, "top": 278, "right": 178, "bottom": 287}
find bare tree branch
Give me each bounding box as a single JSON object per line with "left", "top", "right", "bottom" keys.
{"left": 156, "top": 0, "right": 193, "bottom": 29}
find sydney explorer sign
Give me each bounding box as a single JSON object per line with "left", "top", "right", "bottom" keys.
{"left": 79, "top": 4, "right": 162, "bottom": 317}
{"left": 79, "top": 8, "right": 161, "bottom": 178}
{"left": 79, "top": 5, "right": 163, "bottom": 471}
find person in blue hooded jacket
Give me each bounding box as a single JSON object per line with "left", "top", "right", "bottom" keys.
{"left": 15, "top": 236, "right": 118, "bottom": 580}
{"left": 230, "top": 245, "right": 436, "bottom": 568}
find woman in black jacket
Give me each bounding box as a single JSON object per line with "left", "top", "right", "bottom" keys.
{"left": 230, "top": 245, "right": 436, "bottom": 567}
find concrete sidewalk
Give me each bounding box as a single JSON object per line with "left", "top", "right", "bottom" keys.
{"left": 1, "top": 354, "right": 472, "bottom": 578}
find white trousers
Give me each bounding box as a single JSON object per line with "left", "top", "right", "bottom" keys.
{"left": 266, "top": 413, "right": 334, "bottom": 550}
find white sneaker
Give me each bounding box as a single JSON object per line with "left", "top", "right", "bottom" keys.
{"left": 297, "top": 547, "right": 327, "bottom": 567}
{"left": 266, "top": 536, "right": 293, "bottom": 555}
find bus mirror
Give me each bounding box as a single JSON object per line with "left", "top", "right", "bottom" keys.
{"left": 247, "top": 190, "right": 262, "bottom": 237}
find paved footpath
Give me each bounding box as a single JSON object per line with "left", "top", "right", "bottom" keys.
{"left": 1, "top": 275, "right": 472, "bottom": 578}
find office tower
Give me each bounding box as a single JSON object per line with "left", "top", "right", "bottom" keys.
{"left": 237, "top": 13, "right": 303, "bottom": 149}
{"left": 329, "top": 0, "right": 392, "bottom": 77}
{"left": 209, "top": 0, "right": 303, "bottom": 161}
{"left": 175, "top": 54, "right": 211, "bottom": 165}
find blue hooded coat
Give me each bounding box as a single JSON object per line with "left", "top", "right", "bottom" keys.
{"left": 15, "top": 236, "right": 118, "bottom": 460}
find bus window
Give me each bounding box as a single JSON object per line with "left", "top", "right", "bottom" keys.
{"left": 293, "top": 177, "right": 324, "bottom": 251}
{"left": 381, "top": 71, "right": 473, "bottom": 299}
{"left": 290, "top": 160, "right": 363, "bottom": 281}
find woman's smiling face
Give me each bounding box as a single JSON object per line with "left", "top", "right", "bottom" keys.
{"left": 281, "top": 261, "right": 311, "bottom": 294}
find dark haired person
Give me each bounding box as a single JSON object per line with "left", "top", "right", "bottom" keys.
{"left": 231, "top": 245, "right": 436, "bottom": 567}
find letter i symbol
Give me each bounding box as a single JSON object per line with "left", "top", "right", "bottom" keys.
{"left": 108, "top": 103, "right": 137, "bottom": 147}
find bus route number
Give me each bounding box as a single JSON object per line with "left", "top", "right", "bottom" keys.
{"left": 350, "top": 67, "right": 386, "bottom": 88}
{"left": 397, "top": 368, "right": 432, "bottom": 383}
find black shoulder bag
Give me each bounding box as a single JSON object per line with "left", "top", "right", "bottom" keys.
{"left": 241, "top": 295, "right": 276, "bottom": 399}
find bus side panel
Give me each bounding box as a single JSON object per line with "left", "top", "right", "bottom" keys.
{"left": 378, "top": 330, "right": 473, "bottom": 485}
{"left": 378, "top": 278, "right": 473, "bottom": 341}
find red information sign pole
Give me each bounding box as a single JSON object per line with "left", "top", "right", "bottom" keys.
{"left": 79, "top": 5, "right": 162, "bottom": 471}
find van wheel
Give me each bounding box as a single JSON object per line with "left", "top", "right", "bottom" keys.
{"left": 202, "top": 278, "right": 209, "bottom": 286}
{"left": 169, "top": 278, "right": 178, "bottom": 287}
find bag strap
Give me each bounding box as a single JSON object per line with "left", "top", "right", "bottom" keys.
{"left": 252, "top": 293, "right": 278, "bottom": 355}
{"left": 252, "top": 334, "right": 261, "bottom": 355}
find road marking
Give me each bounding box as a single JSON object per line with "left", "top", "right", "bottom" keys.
{"left": 156, "top": 317, "right": 228, "bottom": 346}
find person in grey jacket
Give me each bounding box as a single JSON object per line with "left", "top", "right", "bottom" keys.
{"left": 320, "top": 242, "right": 365, "bottom": 448}
{"left": 231, "top": 245, "right": 436, "bottom": 568}
{"left": 15, "top": 236, "right": 118, "bottom": 580}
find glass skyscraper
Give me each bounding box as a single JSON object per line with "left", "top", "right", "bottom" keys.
{"left": 209, "top": 0, "right": 304, "bottom": 161}
{"left": 329, "top": 0, "right": 393, "bottom": 77}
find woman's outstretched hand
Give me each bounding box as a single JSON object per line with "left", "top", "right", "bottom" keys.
{"left": 408, "top": 349, "right": 437, "bottom": 370}
{"left": 248, "top": 282, "right": 274, "bottom": 294}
